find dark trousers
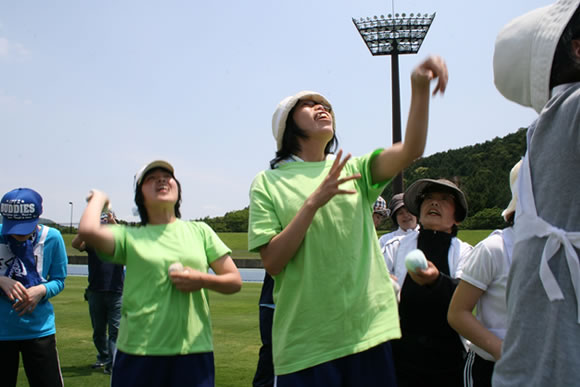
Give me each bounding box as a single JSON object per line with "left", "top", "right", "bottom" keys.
{"left": 253, "top": 306, "right": 274, "bottom": 387}
{"left": 276, "top": 341, "right": 397, "bottom": 387}
{"left": 87, "top": 290, "right": 122, "bottom": 365}
{"left": 0, "top": 334, "right": 63, "bottom": 387}
{"left": 463, "top": 350, "right": 495, "bottom": 387}
{"left": 112, "top": 350, "right": 214, "bottom": 387}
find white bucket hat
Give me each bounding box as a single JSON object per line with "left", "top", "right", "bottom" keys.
{"left": 502, "top": 160, "right": 523, "bottom": 222}
{"left": 271, "top": 90, "right": 336, "bottom": 151}
{"left": 493, "top": 0, "right": 580, "bottom": 113}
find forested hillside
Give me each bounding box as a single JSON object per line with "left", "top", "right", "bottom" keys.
{"left": 199, "top": 128, "right": 527, "bottom": 231}
{"left": 382, "top": 128, "right": 527, "bottom": 228}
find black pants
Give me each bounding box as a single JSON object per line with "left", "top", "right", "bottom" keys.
{"left": 0, "top": 334, "right": 63, "bottom": 387}
{"left": 253, "top": 306, "right": 274, "bottom": 387}
{"left": 463, "top": 350, "right": 495, "bottom": 387}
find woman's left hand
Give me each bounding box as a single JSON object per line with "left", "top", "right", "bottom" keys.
{"left": 169, "top": 268, "right": 206, "bottom": 292}
{"left": 13, "top": 284, "right": 46, "bottom": 316}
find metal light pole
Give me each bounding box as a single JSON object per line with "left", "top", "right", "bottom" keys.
{"left": 69, "top": 201, "right": 73, "bottom": 234}
{"left": 353, "top": 12, "right": 435, "bottom": 194}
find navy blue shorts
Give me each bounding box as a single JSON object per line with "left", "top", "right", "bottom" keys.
{"left": 111, "top": 350, "right": 214, "bottom": 387}
{"left": 276, "top": 341, "right": 397, "bottom": 387}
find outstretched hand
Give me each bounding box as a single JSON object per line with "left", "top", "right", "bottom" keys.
{"left": 411, "top": 55, "right": 448, "bottom": 96}
{"left": 307, "top": 149, "right": 361, "bottom": 209}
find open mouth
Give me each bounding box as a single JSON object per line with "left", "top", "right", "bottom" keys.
{"left": 427, "top": 209, "right": 441, "bottom": 216}
{"left": 315, "top": 112, "right": 330, "bottom": 120}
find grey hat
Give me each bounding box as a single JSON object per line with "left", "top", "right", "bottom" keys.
{"left": 404, "top": 179, "right": 468, "bottom": 222}
{"left": 388, "top": 193, "right": 405, "bottom": 220}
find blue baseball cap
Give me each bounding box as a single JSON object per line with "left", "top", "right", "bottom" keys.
{"left": 0, "top": 188, "right": 43, "bottom": 235}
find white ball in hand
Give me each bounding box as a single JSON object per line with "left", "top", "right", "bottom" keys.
{"left": 405, "top": 249, "right": 428, "bottom": 273}
{"left": 168, "top": 262, "right": 184, "bottom": 274}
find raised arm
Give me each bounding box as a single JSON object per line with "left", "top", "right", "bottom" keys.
{"left": 78, "top": 190, "right": 116, "bottom": 256}
{"left": 71, "top": 234, "right": 86, "bottom": 252}
{"left": 259, "top": 150, "right": 360, "bottom": 275}
{"left": 371, "top": 55, "right": 448, "bottom": 183}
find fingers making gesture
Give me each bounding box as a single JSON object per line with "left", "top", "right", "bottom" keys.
{"left": 308, "top": 149, "right": 361, "bottom": 210}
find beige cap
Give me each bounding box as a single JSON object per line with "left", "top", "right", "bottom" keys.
{"left": 134, "top": 160, "right": 174, "bottom": 190}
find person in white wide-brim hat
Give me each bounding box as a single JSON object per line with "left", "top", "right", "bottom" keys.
{"left": 492, "top": 1, "right": 580, "bottom": 386}
{"left": 249, "top": 55, "right": 448, "bottom": 386}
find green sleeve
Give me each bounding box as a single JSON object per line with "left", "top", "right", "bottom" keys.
{"left": 353, "top": 148, "right": 391, "bottom": 205}
{"left": 96, "top": 224, "right": 127, "bottom": 265}
{"left": 197, "top": 222, "right": 232, "bottom": 264}
{"left": 248, "top": 172, "right": 281, "bottom": 253}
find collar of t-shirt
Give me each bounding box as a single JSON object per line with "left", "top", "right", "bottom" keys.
{"left": 274, "top": 153, "right": 336, "bottom": 169}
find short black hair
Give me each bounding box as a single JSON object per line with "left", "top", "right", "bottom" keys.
{"left": 269, "top": 104, "right": 338, "bottom": 169}
{"left": 134, "top": 167, "right": 182, "bottom": 225}
{"left": 550, "top": 5, "right": 580, "bottom": 88}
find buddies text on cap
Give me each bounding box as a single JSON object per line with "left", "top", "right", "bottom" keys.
{"left": 1, "top": 188, "right": 43, "bottom": 235}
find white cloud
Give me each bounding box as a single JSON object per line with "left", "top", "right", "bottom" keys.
{"left": 0, "top": 37, "right": 29, "bottom": 58}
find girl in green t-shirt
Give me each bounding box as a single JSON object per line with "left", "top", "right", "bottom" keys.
{"left": 79, "top": 160, "right": 242, "bottom": 387}
{"left": 248, "top": 55, "right": 448, "bottom": 386}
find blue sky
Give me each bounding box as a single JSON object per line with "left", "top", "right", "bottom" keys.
{"left": 0, "top": 1, "right": 549, "bottom": 224}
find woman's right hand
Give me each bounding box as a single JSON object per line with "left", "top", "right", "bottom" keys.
{"left": 0, "top": 276, "right": 30, "bottom": 303}
{"left": 306, "top": 149, "right": 361, "bottom": 210}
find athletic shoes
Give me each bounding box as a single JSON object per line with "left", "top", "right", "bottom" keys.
{"left": 91, "top": 361, "right": 105, "bottom": 369}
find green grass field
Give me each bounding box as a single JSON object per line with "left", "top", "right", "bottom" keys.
{"left": 32, "top": 230, "right": 492, "bottom": 386}
{"left": 16, "top": 277, "right": 262, "bottom": 387}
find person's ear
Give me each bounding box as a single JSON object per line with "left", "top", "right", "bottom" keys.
{"left": 572, "top": 39, "right": 580, "bottom": 60}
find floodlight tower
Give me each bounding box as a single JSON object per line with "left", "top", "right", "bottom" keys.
{"left": 353, "top": 12, "right": 435, "bottom": 194}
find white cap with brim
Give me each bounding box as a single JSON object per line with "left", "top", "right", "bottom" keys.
{"left": 134, "top": 160, "right": 175, "bottom": 190}
{"left": 272, "top": 90, "right": 336, "bottom": 151}
{"left": 493, "top": 0, "right": 580, "bottom": 113}
{"left": 502, "top": 160, "right": 523, "bottom": 222}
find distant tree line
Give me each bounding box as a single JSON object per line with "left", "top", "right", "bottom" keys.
{"left": 381, "top": 128, "right": 527, "bottom": 230}
{"left": 31, "top": 129, "right": 526, "bottom": 233}
{"left": 195, "top": 207, "right": 249, "bottom": 232}
{"left": 196, "top": 128, "right": 526, "bottom": 231}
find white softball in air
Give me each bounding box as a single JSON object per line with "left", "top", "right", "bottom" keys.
{"left": 404, "top": 249, "right": 428, "bottom": 273}
{"left": 168, "top": 262, "right": 184, "bottom": 274}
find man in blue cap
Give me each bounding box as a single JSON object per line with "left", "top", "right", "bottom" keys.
{"left": 0, "top": 188, "right": 68, "bottom": 387}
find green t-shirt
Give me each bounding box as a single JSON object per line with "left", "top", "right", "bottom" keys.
{"left": 248, "top": 150, "right": 401, "bottom": 375}
{"left": 99, "top": 220, "right": 231, "bottom": 356}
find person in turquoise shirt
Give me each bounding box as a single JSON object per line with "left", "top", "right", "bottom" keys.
{"left": 78, "top": 160, "right": 242, "bottom": 387}
{"left": 248, "top": 55, "right": 448, "bottom": 386}
{"left": 0, "top": 188, "right": 67, "bottom": 387}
